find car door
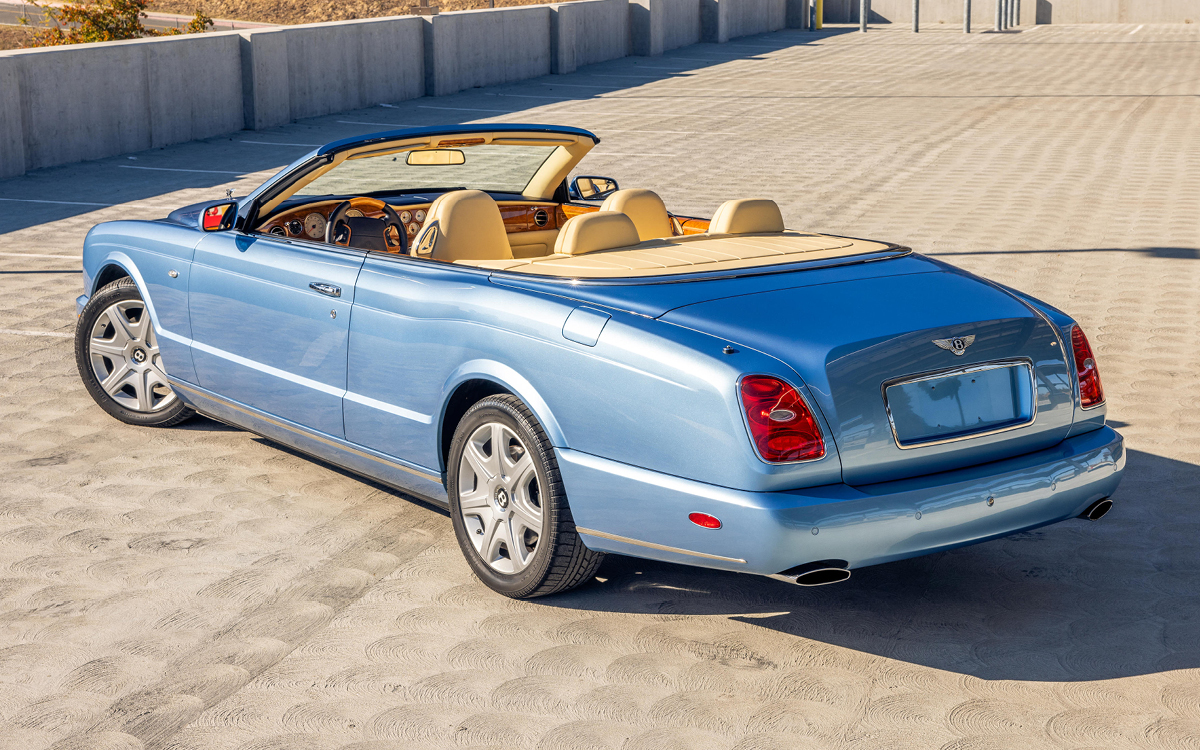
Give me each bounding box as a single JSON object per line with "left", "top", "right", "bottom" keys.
{"left": 188, "top": 230, "right": 365, "bottom": 437}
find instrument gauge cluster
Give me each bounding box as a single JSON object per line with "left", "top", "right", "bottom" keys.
{"left": 304, "top": 212, "right": 326, "bottom": 240}
{"left": 286, "top": 219, "right": 304, "bottom": 236}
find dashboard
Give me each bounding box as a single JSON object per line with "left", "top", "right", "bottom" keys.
{"left": 258, "top": 196, "right": 569, "bottom": 251}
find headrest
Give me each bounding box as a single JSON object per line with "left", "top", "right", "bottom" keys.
{"left": 554, "top": 212, "right": 641, "bottom": 256}
{"left": 599, "top": 188, "right": 674, "bottom": 241}
{"left": 708, "top": 199, "right": 785, "bottom": 235}
{"left": 413, "top": 189, "right": 512, "bottom": 262}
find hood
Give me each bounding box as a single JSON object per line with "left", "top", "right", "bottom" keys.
{"left": 660, "top": 267, "right": 1075, "bottom": 485}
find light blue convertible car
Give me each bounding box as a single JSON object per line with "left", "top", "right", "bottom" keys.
{"left": 74, "top": 124, "right": 1124, "bottom": 597}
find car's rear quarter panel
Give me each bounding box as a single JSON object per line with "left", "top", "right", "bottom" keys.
{"left": 345, "top": 255, "right": 842, "bottom": 491}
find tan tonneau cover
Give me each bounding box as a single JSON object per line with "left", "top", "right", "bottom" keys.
{"left": 455, "top": 232, "right": 895, "bottom": 278}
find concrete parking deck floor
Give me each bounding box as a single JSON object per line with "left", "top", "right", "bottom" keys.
{"left": 2, "top": 22, "right": 1200, "bottom": 750}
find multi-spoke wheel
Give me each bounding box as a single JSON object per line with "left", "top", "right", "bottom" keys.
{"left": 448, "top": 394, "right": 604, "bottom": 598}
{"left": 75, "top": 277, "right": 194, "bottom": 427}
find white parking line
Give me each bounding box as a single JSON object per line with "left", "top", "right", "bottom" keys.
{"left": 119, "top": 165, "right": 246, "bottom": 175}
{"left": 1130, "top": 24, "right": 1144, "bottom": 34}
{"left": 337, "top": 120, "right": 416, "bottom": 128}
{"left": 239, "top": 140, "right": 321, "bottom": 147}
{"left": 0, "top": 251, "right": 79, "bottom": 259}
{"left": 0, "top": 329, "right": 73, "bottom": 338}
{"left": 418, "top": 105, "right": 514, "bottom": 113}
{"left": 0, "top": 197, "right": 113, "bottom": 207}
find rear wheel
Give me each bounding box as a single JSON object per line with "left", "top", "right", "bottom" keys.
{"left": 75, "top": 277, "right": 194, "bottom": 427}
{"left": 448, "top": 394, "right": 604, "bottom": 598}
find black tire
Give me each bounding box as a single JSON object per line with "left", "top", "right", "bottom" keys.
{"left": 75, "top": 277, "right": 194, "bottom": 428}
{"left": 448, "top": 394, "right": 604, "bottom": 598}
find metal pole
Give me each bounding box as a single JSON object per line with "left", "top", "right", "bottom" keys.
{"left": 860, "top": 0, "right": 868, "bottom": 31}
{"left": 913, "top": 0, "right": 919, "bottom": 31}
{"left": 995, "top": 0, "right": 1001, "bottom": 29}
{"left": 964, "top": 0, "right": 971, "bottom": 32}
{"left": 816, "top": 0, "right": 823, "bottom": 29}
{"left": 1015, "top": 0, "right": 1020, "bottom": 25}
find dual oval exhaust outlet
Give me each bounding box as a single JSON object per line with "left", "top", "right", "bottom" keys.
{"left": 769, "top": 498, "right": 1114, "bottom": 587}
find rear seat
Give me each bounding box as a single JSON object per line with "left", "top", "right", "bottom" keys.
{"left": 707, "top": 199, "right": 786, "bottom": 235}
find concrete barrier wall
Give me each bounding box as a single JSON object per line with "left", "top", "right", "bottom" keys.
{"left": 825, "top": 0, "right": 1033, "bottom": 24}
{"left": 570, "top": 0, "right": 631, "bottom": 67}
{"left": 426, "top": 7, "right": 552, "bottom": 96}
{"left": 724, "top": 0, "right": 787, "bottom": 38}
{"left": 825, "top": 0, "right": 1195, "bottom": 24}
{"left": 661, "top": 0, "right": 703, "bottom": 50}
{"left": 2, "top": 33, "right": 244, "bottom": 176}
{"left": 284, "top": 17, "right": 426, "bottom": 121}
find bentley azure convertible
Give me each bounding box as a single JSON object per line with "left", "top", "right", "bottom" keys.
{"left": 74, "top": 124, "right": 1125, "bottom": 598}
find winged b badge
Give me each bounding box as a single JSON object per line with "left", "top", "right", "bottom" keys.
{"left": 933, "top": 335, "right": 976, "bottom": 356}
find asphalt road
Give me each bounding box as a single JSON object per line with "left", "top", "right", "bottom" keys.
{"left": 1, "top": 22, "right": 1199, "bottom": 750}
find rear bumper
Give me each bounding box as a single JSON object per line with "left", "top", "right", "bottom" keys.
{"left": 559, "top": 426, "right": 1125, "bottom": 576}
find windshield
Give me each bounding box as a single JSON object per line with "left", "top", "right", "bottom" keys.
{"left": 296, "top": 144, "right": 560, "bottom": 197}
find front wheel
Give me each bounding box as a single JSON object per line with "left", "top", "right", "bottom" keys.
{"left": 448, "top": 394, "right": 604, "bottom": 598}
{"left": 75, "top": 277, "right": 194, "bottom": 427}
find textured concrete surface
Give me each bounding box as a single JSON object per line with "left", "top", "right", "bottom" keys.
{"left": 1, "top": 23, "right": 1199, "bottom": 750}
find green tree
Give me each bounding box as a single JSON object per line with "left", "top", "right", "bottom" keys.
{"left": 23, "top": 0, "right": 213, "bottom": 47}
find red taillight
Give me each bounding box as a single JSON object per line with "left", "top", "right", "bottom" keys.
{"left": 1071, "top": 325, "right": 1105, "bottom": 408}
{"left": 739, "top": 375, "right": 825, "bottom": 463}
{"left": 688, "top": 512, "right": 722, "bottom": 529}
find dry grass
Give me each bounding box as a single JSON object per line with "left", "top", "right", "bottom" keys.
{"left": 150, "top": 0, "right": 569, "bottom": 26}
{"left": 0, "top": 23, "right": 34, "bottom": 49}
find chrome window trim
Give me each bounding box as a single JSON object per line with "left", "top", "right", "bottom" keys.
{"left": 880, "top": 358, "right": 1037, "bottom": 451}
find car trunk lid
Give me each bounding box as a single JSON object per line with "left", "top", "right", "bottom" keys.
{"left": 659, "top": 268, "right": 1075, "bottom": 485}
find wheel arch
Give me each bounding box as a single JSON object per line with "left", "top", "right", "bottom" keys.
{"left": 438, "top": 360, "right": 567, "bottom": 472}
{"left": 92, "top": 263, "right": 132, "bottom": 294}
{"left": 86, "top": 254, "right": 162, "bottom": 330}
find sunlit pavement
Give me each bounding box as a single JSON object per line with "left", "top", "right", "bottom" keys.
{"left": 1, "top": 23, "right": 1199, "bottom": 750}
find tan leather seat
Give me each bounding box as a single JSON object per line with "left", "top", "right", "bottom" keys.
{"left": 554, "top": 211, "right": 641, "bottom": 256}
{"left": 709, "top": 199, "right": 785, "bottom": 235}
{"left": 599, "top": 188, "right": 674, "bottom": 241}
{"left": 412, "top": 190, "right": 512, "bottom": 262}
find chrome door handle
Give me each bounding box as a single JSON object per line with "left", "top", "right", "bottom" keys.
{"left": 309, "top": 282, "right": 341, "bottom": 298}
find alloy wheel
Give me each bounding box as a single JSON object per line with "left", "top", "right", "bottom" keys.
{"left": 87, "top": 300, "right": 176, "bottom": 413}
{"left": 456, "top": 421, "right": 544, "bottom": 574}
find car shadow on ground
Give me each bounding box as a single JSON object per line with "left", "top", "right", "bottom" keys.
{"left": 542, "top": 448, "right": 1199, "bottom": 683}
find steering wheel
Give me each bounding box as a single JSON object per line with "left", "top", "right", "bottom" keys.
{"left": 379, "top": 202, "right": 408, "bottom": 254}
{"left": 325, "top": 199, "right": 409, "bottom": 254}
{"left": 325, "top": 200, "right": 354, "bottom": 246}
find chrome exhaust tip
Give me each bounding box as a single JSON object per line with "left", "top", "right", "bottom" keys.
{"left": 1080, "top": 498, "right": 1113, "bottom": 521}
{"left": 769, "top": 559, "right": 852, "bottom": 587}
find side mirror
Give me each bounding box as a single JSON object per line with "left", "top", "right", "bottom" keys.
{"left": 201, "top": 202, "right": 238, "bottom": 232}
{"left": 569, "top": 176, "right": 620, "bottom": 202}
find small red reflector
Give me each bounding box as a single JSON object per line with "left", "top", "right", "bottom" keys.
{"left": 688, "top": 512, "right": 722, "bottom": 529}
{"left": 739, "top": 375, "right": 826, "bottom": 463}
{"left": 1070, "top": 325, "right": 1105, "bottom": 408}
